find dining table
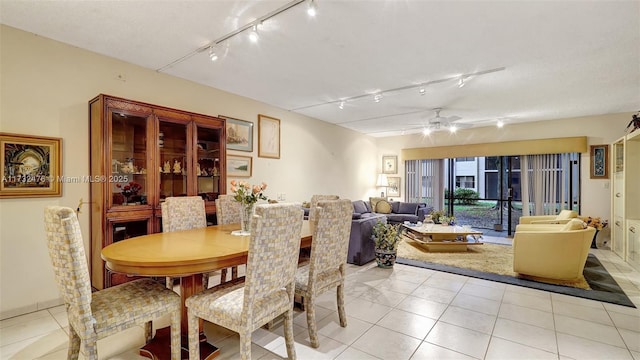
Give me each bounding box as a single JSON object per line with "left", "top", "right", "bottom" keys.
{"left": 101, "top": 221, "right": 313, "bottom": 360}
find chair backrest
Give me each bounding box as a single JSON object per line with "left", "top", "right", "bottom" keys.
{"left": 243, "top": 204, "right": 304, "bottom": 309}
{"left": 215, "top": 194, "right": 242, "bottom": 225}
{"left": 308, "top": 199, "right": 353, "bottom": 281}
{"left": 556, "top": 210, "right": 578, "bottom": 220}
{"left": 161, "top": 196, "right": 206, "bottom": 232}
{"left": 308, "top": 194, "right": 339, "bottom": 225}
{"left": 44, "top": 206, "right": 93, "bottom": 333}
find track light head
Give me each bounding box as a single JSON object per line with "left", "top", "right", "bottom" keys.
{"left": 338, "top": 101, "right": 345, "bottom": 110}
{"left": 249, "top": 25, "right": 259, "bottom": 43}
{"left": 419, "top": 87, "right": 426, "bottom": 95}
{"left": 458, "top": 77, "right": 465, "bottom": 88}
{"left": 307, "top": 0, "right": 317, "bottom": 17}
{"left": 374, "top": 93, "right": 383, "bottom": 103}
{"left": 208, "top": 46, "right": 218, "bottom": 61}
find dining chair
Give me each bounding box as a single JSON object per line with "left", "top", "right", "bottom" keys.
{"left": 308, "top": 194, "right": 339, "bottom": 227}
{"left": 186, "top": 203, "right": 304, "bottom": 360}
{"left": 294, "top": 199, "right": 353, "bottom": 348}
{"left": 215, "top": 194, "right": 242, "bottom": 282}
{"left": 161, "top": 196, "right": 209, "bottom": 288}
{"left": 44, "top": 206, "right": 181, "bottom": 360}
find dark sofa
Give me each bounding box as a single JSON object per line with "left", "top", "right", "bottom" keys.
{"left": 348, "top": 202, "right": 386, "bottom": 265}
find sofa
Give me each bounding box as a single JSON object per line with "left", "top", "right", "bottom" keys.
{"left": 513, "top": 219, "right": 595, "bottom": 280}
{"left": 366, "top": 198, "right": 432, "bottom": 224}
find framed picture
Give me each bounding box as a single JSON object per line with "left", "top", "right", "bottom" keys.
{"left": 220, "top": 115, "right": 253, "bottom": 152}
{"left": 382, "top": 155, "right": 398, "bottom": 174}
{"left": 387, "top": 176, "right": 400, "bottom": 197}
{"left": 590, "top": 144, "right": 609, "bottom": 179}
{"left": 258, "top": 114, "right": 280, "bottom": 159}
{"left": 1, "top": 133, "right": 62, "bottom": 198}
{"left": 227, "top": 155, "right": 252, "bottom": 177}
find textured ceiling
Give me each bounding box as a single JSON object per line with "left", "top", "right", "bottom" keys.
{"left": 1, "top": 0, "right": 638, "bottom": 137}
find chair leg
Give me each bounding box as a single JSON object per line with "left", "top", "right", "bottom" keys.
{"left": 202, "top": 272, "right": 210, "bottom": 290}
{"left": 83, "top": 335, "right": 98, "bottom": 360}
{"left": 67, "top": 325, "right": 81, "bottom": 360}
{"left": 239, "top": 330, "right": 252, "bottom": 360}
{"left": 283, "top": 309, "right": 297, "bottom": 360}
{"left": 337, "top": 284, "right": 347, "bottom": 327}
{"left": 166, "top": 276, "right": 173, "bottom": 289}
{"left": 170, "top": 309, "right": 181, "bottom": 360}
{"left": 144, "top": 321, "right": 152, "bottom": 343}
{"left": 231, "top": 265, "right": 238, "bottom": 279}
{"left": 187, "top": 309, "right": 201, "bottom": 360}
{"left": 304, "top": 294, "right": 319, "bottom": 348}
{"left": 221, "top": 268, "right": 228, "bottom": 283}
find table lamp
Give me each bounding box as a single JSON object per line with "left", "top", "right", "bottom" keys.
{"left": 376, "top": 173, "right": 389, "bottom": 197}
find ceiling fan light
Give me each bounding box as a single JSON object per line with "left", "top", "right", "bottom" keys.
{"left": 307, "top": 0, "right": 317, "bottom": 16}
{"left": 422, "top": 128, "right": 431, "bottom": 135}
{"left": 449, "top": 125, "right": 458, "bottom": 133}
{"left": 497, "top": 120, "right": 504, "bottom": 128}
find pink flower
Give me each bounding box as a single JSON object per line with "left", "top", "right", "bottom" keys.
{"left": 230, "top": 179, "right": 237, "bottom": 186}
{"left": 252, "top": 185, "right": 261, "bottom": 194}
{"left": 230, "top": 185, "right": 237, "bottom": 192}
{"left": 261, "top": 182, "right": 267, "bottom": 190}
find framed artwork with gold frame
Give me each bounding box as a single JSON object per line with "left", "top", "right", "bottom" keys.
{"left": 258, "top": 114, "right": 280, "bottom": 159}
{"left": 382, "top": 155, "right": 398, "bottom": 174}
{"left": 1, "top": 132, "right": 62, "bottom": 198}
{"left": 227, "top": 155, "right": 252, "bottom": 178}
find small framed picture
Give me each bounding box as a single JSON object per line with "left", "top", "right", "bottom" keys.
{"left": 1, "top": 132, "right": 62, "bottom": 198}
{"left": 227, "top": 155, "right": 252, "bottom": 178}
{"left": 220, "top": 115, "right": 253, "bottom": 152}
{"left": 590, "top": 144, "right": 609, "bottom": 179}
{"left": 387, "top": 177, "right": 400, "bottom": 197}
{"left": 258, "top": 114, "right": 280, "bottom": 159}
{"left": 382, "top": 155, "right": 398, "bottom": 174}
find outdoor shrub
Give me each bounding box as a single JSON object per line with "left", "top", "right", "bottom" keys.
{"left": 445, "top": 187, "right": 480, "bottom": 205}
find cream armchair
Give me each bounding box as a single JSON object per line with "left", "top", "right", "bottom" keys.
{"left": 518, "top": 209, "right": 578, "bottom": 225}
{"left": 513, "top": 219, "right": 595, "bottom": 280}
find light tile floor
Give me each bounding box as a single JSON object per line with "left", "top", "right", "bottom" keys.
{"left": 2, "top": 237, "right": 639, "bottom": 360}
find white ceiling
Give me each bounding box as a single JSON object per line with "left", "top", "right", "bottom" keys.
{"left": 1, "top": 0, "right": 638, "bottom": 137}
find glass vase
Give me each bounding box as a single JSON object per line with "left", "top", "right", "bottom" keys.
{"left": 239, "top": 203, "right": 255, "bottom": 235}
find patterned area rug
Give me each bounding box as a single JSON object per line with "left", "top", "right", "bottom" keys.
{"left": 397, "top": 240, "right": 635, "bottom": 308}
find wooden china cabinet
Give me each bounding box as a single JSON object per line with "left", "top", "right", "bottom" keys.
{"left": 89, "top": 94, "right": 226, "bottom": 290}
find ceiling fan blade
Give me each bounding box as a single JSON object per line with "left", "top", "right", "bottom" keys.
{"left": 442, "top": 115, "right": 462, "bottom": 122}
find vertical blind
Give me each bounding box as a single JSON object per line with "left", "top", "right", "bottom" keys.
{"left": 406, "top": 159, "right": 444, "bottom": 209}
{"left": 520, "top": 153, "right": 576, "bottom": 216}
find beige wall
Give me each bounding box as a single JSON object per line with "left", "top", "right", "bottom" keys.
{"left": 0, "top": 24, "right": 632, "bottom": 318}
{"left": 0, "top": 25, "right": 379, "bottom": 318}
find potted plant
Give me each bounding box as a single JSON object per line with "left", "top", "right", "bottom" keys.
{"left": 440, "top": 216, "right": 456, "bottom": 226}
{"left": 372, "top": 221, "right": 403, "bottom": 268}
{"left": 429, "top": 210, "right": 446, "bottom": 224}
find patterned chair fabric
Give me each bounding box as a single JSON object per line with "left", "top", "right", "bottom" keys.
{"left": 44, "top": 206, "right": 181, "bottom": 360}
{"left": 294, "top": 199, "right": 353, "bottom": 348}
{"left": 215, "top": 194, "right": 243, "bottom": 282}
{"left": 186, "top": 203, "right": 304, "bottom": 360}
{"left": 161, "top": 196, "right": 210, "bottom": 288}
{"left": 308, "top": 194, "right": 339, "bottom": 231}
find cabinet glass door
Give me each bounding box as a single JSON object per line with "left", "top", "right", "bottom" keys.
{"left": 196, "top": 125, "right": 221, "bottom": 202}
{"left": 159, "top": 121, "right": 188, "bottom": 201}
{"left": 110, "top": 112, "right": 148, "bottom": 207}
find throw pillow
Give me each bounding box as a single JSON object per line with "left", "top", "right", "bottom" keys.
{"left": 562, "top": 218, "right": 587, "bottom": 231}
{"left": 369, "top": 197, "right": 386, "bottom": 213}
{"left": 376, "top": 200, "right": 392, "bottom": 214}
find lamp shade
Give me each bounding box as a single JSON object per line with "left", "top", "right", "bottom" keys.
{"left": 376, "top": 173, "right": 389, "bottom": 187}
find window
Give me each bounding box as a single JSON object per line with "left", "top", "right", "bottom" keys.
{"left": 456, "top": 157, "right": 474, "bottom": 162}
{"left": 455, "top": 176, "right": 475, "bottom": 189}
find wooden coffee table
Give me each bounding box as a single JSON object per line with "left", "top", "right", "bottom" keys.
{"left": 402, "top": 224, "right": 483, "bottom": 252}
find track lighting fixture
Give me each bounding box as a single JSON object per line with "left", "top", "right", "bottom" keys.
{"left": 249, "top": 25, "right": 259, "bottom": 43}
{"left": 374, "top": 93, "right": 383, "bottom": 103}
{"left": 458, "top": 77, "right": 466, "bottom": 88}
{"left": 338, "top": 101, "right": 345, "bottom": 110}
{"left": 419, "top": 87, "right": 426, "bottom": 95}
{"left": 307, "top": 0, "right": 317, "bottom": 17}
{"left": 208, "top": 46, "right": 218, "bottom": 61}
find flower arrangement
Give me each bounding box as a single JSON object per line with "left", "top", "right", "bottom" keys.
{"left": 429, "top": 210, "right": 446, "bottom": 224}
{"left": 440, "top": 215, "right": 456, "bottom": 226}
{"left": 230, "top": 180, "right": 268, "bottom": 206}
{"left": 580, "top": 216, "right": 608, "bottom": 230}
{"left": 116, "top": 181, "right": 142, "bottom": 199}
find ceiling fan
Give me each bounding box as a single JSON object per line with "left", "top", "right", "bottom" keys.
{"left": 411, "top": 108, "right": 471, "bottom": 134}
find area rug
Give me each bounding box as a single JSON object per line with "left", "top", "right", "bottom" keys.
{"left": 397, "top": 241, "right": 635, "bottom": 308}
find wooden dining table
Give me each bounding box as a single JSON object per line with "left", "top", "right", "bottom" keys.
{"left": 101, "top": 221, "right": 313, "bottom": 360}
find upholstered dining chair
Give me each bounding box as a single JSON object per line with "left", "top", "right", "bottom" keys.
{"left": 215, "top": 194, "right": 242, "bottom": 282}
{"left": 308, "top": 194, "right": 339, "bottom": 231}
{"left": 186, "top": 203, "right": 304, "bottom": 360}
{"left": 294, "top": 199, "right": 353, "bottom": 348}
{"left": 44, "top": 206, "right": 181, "bottom": 360}
{"left": 161, "top": 196, "right": 209, "bottom": 288}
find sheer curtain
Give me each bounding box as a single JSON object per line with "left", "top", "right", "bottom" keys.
{"left": 521, "top": 154, "right": 573, "bottom": 216}
{"left": 406, "top": 159, "right": 444, "bottom": 209}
